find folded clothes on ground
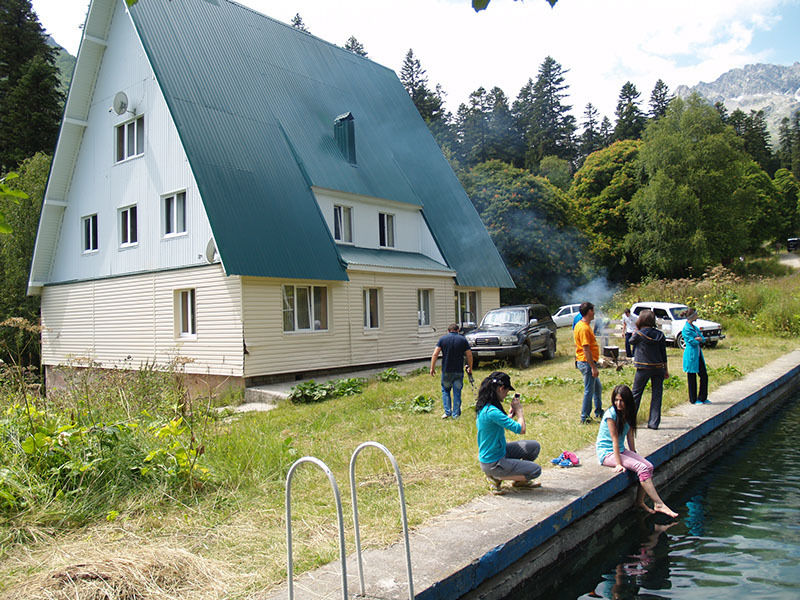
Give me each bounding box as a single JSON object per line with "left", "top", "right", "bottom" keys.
{"left": 551, "top": 451, "right": 581, "bottom": 467}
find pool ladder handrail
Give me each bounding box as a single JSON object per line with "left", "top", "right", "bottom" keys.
{"left": 285, "top": 443, "right": 414, "bottom": 600}
{"left": 285, "top": 456, "right": 348, "bottom": 600}
{"left": 349, "top": 441, "right": 414, "bottom": 600}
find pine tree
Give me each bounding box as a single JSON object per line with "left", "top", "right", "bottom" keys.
{"left": 399, "top": 49, "right": 445, "bottom": 124}
{"left": 778, "top": 116, "right": 793, "bottom": 171}
{"left": 290, "top": 13, "right": 309, "bottom": 32}
{"left": 513, "top": 56, "right": 576, "bottom": 170}
{"left": 577, "top": 102, "right": 601, "bottom": 166}
{"left": 344, "top": 36, "right": 367, "bottom": 57}
{"left": 598, "top": 116, "right": 613, "bottom": 147}
{"left": 792, "top": 110, "right": 800, "bottom": 180}
{"left": 714, "top": 101, "right": 729, "bottom": 123}
{"left": 648, "top": 79, "right": 671, "bottom": 119}
{"left": 456, "top": 87, "right": 490, "bottom": 166}
{"left": 729, "top": 109, "right": 775, "bottom": 175}
{"left": 613, "top": 81, "right": 645, "bottom": 141}
{"left": 485, "top": 87, "right": 524, "bottom": 166}
{"left": 0, "top": 0, "right": 63, "bottom": 172}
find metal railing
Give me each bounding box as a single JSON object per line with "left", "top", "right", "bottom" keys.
{"left": 349, "top": 441, "right": 414, "bottom": 600}
{"left": 285, "top": 456, "right": 348, "bottom": 600}
{"left": 285, "top": 444, "right": 414, "bottom": 600}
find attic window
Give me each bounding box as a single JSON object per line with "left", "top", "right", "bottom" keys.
{"left": 334, "top": 112, "right": 356, "bottom": 164}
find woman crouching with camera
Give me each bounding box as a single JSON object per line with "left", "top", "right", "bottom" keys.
{"left": 476, "top": 371, "right": 542, "bottom": 495}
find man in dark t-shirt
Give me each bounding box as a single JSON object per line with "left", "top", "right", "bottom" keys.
{"left": 430, "top": 323, "right": 473, "bottom": 419}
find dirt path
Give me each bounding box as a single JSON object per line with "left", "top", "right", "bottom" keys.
{"left": 778, "top": 252, "right": 800, "bottom": 269}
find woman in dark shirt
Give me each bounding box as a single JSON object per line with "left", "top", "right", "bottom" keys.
{"left": 630, "top": 310, "right": 669, "bottom": 429}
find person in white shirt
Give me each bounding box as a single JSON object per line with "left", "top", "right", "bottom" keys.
{"left": 622, "top": 308, "right": 638, "bottom": 358}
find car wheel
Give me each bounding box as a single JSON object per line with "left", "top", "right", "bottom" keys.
{"left": 514, "top": 344, "right": 531, "bottom": 369}
{"left": 676, "top": 333, "right": 686, "bottom": 350}
{"left": 542, "top": 336, "right": 556, "bottom": 360}
{"left": 706, "top": 341, "right": 718, "bottom": 348}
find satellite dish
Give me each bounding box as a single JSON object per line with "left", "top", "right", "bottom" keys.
{"left": 204, "top": 238, "right": 218, "bottom": 263}
{"left": 112, "top": 91, "right": 129, "bottom": 115}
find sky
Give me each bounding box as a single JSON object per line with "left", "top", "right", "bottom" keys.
{"left": 30, "top": 0, "right": 800, "bottom": 125}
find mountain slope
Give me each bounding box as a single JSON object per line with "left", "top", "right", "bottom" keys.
{"left": 675, "top": 62, "right": 800, "bottom": 139}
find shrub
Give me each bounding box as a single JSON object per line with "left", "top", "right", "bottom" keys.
{"left": 378, "top": 368, "right": 403, "bottom": 382}
{"left": 409, "top": 394, "right": 434, "bottom": 413}
{"left": 288, "top": 377, "right": 366, "bottom": 404}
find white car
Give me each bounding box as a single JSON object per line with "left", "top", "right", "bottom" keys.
{"left": 630, "top": 302, "right": 725, "bottom": 349}
{"left": 552, "top": 303, "right": 582, "bottom": 328}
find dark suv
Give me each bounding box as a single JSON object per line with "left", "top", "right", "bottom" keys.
{"left": 464, "top": 304, "right": 557, "bottom": 369}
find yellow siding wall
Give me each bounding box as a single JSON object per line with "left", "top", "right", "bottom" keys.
{"left": 242, "top": 271, "right": 459, "bottom": 377}
{"left": 41, "top": 265, "right": 244, "bottom": 376}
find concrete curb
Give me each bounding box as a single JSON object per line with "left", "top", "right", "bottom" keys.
{"left": 258, "top": 351, "right": 800, "bottom": 600}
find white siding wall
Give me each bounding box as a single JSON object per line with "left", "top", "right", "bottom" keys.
{"left": 313, "top": 188, "right": 446, "bottom": 264}
{"left": 41, "top": 265, "right": 243, "bottom": 376}
{"left": 242, "top": 272, "right": 457, "bottom": 377}
{"left": 48, "top": 0, "right": 215, "bottom": 284}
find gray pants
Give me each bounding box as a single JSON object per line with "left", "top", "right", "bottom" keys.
{"left": 480, "top": 440, "right": 542, "bottom": 481}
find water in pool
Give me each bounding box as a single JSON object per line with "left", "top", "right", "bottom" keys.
{"left": 523, "top": 396, "right": 800, "bottom": 599}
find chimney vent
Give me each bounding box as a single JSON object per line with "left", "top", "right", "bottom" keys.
{"left": 334, "top": 112, "right": 356, "bottom": 164}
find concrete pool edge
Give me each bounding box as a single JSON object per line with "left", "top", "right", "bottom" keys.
{"left": 259, "top": 351, "right": 800, "bottom": 600}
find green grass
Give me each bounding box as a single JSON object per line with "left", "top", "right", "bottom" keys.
{"left": 2, "top": 269, "right": 800, "bottom": 598}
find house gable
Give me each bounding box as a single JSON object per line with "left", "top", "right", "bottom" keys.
{"left": 30, "top": 0, "right": 513, "bottom": 294}
{"left": 127, "top": 0, "right": 513, "bottom": 288}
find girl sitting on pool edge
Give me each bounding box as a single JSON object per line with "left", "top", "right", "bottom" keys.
{"left": 476, "top": 371, "right": 542, "bottom": 495}
{"left": 596, "top": 384, "right": 678, "bottom": 517}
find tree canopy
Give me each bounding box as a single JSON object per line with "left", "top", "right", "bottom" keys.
{"left": 626, "top": 94, "right": 752, "bottom": 277}
{"left": 0, "top": 0, "right": 64, "bottom": 172}
{"left": 461, "top": 160, "right": 584, "bottom": 305}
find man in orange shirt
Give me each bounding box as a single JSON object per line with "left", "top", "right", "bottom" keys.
{"left": 574, "top": 301, "right": 602, "bottom": 423}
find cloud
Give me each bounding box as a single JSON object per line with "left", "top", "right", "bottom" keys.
{"left": 35, "top": 0, "right": 789, "bottom": 125}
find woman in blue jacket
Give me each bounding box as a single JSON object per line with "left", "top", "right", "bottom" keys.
{"left": 475, "top": 371, "right": 541, "bottom": 495}
{"left": 682, "top": 308, "right": 709, "bottom": 404}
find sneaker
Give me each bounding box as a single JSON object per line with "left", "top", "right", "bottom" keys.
{"left": 512, "top": 479, "right": 542, "bottom": 489}
{"left": 486, "top": 475, "right": 505, "bottom": 495}
{"left": 441, "top": 413, "right": 449, "bottom": 419}
{"left": 581, "top": 417, "right": 595, "bottom": 424}
{"left": 700, "top": 399, "right": 712, "bottom": 405}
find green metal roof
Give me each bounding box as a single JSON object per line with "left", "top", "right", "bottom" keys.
{"left": 128, "top": 0, "right": 513, "bottom": 288}
{"left": 338, "top": 246, "right": 454, "bottom": 273}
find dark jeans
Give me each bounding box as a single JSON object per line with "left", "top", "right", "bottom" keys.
{"left": 632, "top": 368, "right": 665, "bottom": 429}
{"left": 687, "top": 356, "right": 708, "bottom": 403}
{"left": 480, "top": 440, "right": 542, "bottom": 481}
{"left": 624, "top": 332, "right": 633, "bottom": 358}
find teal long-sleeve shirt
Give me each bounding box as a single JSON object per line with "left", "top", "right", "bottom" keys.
{"left": 476, "top": 405, "right": 521, "bottom": 463}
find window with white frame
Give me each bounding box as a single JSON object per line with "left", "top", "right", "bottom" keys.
{"left": 378, "top": 212, "right": 394, "bottom": 248}
{"left": 82, "top": 214, "right": 98, "bottom": 252}
{"left": 455, "top": 290, "right": 478, "bottom": 326}
{"left": 333, "top": 205, "right": 352, "bottom": 243}
{"left": 163, "top": 191, "right": 187, "bottom": 236}
{"left": 363, "top": 288, "right": 380, "bottom": 329}
{"left": 176, "top": 288, "right": 196, "bottom": 337}
{"left": 282, "top": 285, "right": 328, "bottom": 332}
{"left": 418, "top": 289, "right": 432, "bottom": 326}
{"left": 119, "top": 205, "right": 138, "bottom": 247}
{"left": 115, "top": 115, "right": 144, "bottom": 162}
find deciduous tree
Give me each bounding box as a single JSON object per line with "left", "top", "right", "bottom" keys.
{"left": 0, "top": 152, "right": 48, "bottom": 366}
{"left": 462, "top": 160, "right": 583, "bottom": 305}
{"left": 569, "top": 140, "right": 643, "bottom": 281}
{"left": 625, "top": 95, "right": 751, "bottom": 277}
